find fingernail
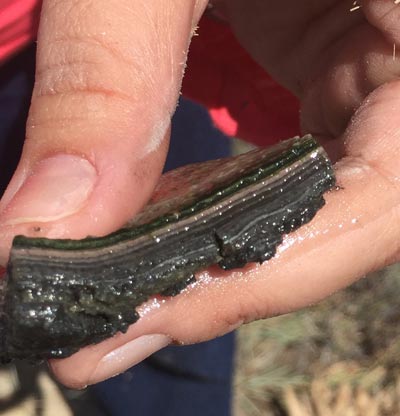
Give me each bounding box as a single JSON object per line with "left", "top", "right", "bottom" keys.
{"left": 2, "top": 155, "right": 97, "bottom": 225}
{"left": 88, "top": 335, "right": 171, "bottom": 385}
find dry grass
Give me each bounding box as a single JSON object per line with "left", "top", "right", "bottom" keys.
{"left": 234, "top": 264, "right": 400, "bottom": 416}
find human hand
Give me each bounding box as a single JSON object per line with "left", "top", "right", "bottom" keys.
{"left": 0, "top": 0, "right": 208, "bottom": 263}
{"left": 2, "top": 0, "right": 400, "bottom": 389}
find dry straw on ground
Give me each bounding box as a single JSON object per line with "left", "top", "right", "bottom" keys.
{"left": 234, "top": 264, "right": 400, "bottom": 416}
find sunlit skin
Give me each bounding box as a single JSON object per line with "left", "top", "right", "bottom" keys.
{"left": 1, "top": 0, "right": 400, "bottom": 388}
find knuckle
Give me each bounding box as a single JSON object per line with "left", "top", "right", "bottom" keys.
{"left": 28, "top": 36, "right": 141, "bottom": 141}
{"left": 364, "top": 0, "right": 400, "bottom": 39}
{"left": 35, "top": 37, "right": 134, "bottom": 102}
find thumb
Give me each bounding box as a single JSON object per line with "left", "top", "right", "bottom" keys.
{"left": 0, "top": 0, "right": 208, "bottom": 264}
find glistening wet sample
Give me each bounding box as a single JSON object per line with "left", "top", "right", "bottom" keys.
{"left": 0, "top": 135, "right": 335, "bottom": 362}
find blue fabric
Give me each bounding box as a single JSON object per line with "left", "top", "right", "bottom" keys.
{"left": 93, "top": 335, "right": 235, "bottom": 416}
{"left": 165, "top": 98, "right": 231, "bottom": 171}
{"left": 0, "top": 44, "right": 235, "bottom": 416}
{"left": 0, "top": 46, "right": 36, "bottom": 197}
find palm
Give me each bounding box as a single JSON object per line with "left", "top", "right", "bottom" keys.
{"left": 226, "top": 0, "right": 397, "bottom": 153}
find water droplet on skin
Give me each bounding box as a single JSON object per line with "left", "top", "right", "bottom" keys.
{"left": 138, "top": 297, "right": 165, "bottom": 317}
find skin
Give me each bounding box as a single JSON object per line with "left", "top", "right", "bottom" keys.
{"left": 1, "top": 0, "right": 400, "bottom": 388}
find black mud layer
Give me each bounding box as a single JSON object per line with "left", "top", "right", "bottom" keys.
{"left": 0, "top": 135, "right": 335, "bottom": 362}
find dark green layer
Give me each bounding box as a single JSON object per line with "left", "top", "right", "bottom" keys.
{"left": 13, "top": 136, "right": 319, "bottom": 251}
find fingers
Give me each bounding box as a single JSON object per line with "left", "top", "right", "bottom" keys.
{"left": 51, "top": 80, "right": 400, "bottom": 388}
{"left": 0, "top": 0, "right": 208, "bottom": 264}
{"left": 224, "top": 0, "right": 400, "bottom": 149}
{"left": 301, "top": 1, "right": 400, "bottom": 140}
